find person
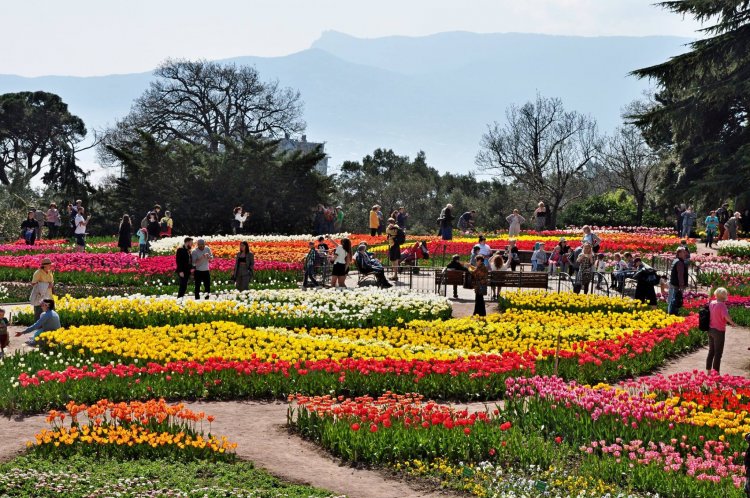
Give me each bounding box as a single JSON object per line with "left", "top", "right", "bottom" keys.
{"left": 470, "top": 255, "right": 488, "bottom": 316}
{"left": 33, "top": 208, "right": 45, "bottom": 241}
{"left": 576, "top": 243, "right": 595, "bottom": 294}
{"left": 152, "top": 204, "right": 163, "bottom": 223}
{"left": 175, "top": 238, "right": 193, "bottom": 298}
{"left": 477, "top": 236, "right": 494, "bottom": 258}
{"left": 505, "top": 239, "right": 520, "bottom": 271}
{"left": 21, "top": 211, "right": 39, "bottom": 245}
{"left": 548, "top": 246, "right": 561, "bottom": 274}
{"left": 160, "top": 211, "right": 173, "bottom": 237}
{"left": 328, "top": 236, "right": 353, "bottom": 288}
{"left": 30, "top": 258, "right": 54, "bottom": 321}
{"left": 396, "top": 207, "right": 408, "bottom": 229}
{"left": 531, "top": 242, "right": 547, "bottom": 272}
{"left": 594, "top": 253, "right": 607, "bottom": 289}
{"left": 0, "top": 308, "right": 8, "bottom": 359}
{"left": 438, "top": 204, "right": 454, "bottom": 240}
{"left": 581, "top": 225, "right": 602, "bottom": 253}
{"left": 146, "top": 213, "right": 161, "bottom": 242}
{"left": 674, "top": 205, "right": 684, "bottom": 236}
{"left": 232, "top": 241, "right": 254, "bottom": 291}
{"left": 137, "top": 228, "right": 149, "bottom": 258}
{"left": 706, "top": 287, "right": 737, "bottom": 374}
{"left": 334, "top": 206, "right": 345, "bottom": 233}
{"left": 726, "top": 212, "right": 742, "bottom": 240}
{"left": 355, "top": 244, "right": 393, "bottom": 288}
{"left": 668, "top": 247, "right": 689, "bottom": 315}
{"left": 191, "top": 239, "right": 214, "bottom": 299}
{"left": 533, "top": 202, "right": 547, "bottom": 231}
{"left": 446, "top": 254, "right": 469, "bottom": 299}
{"left": 611, "top": 253, "right": 628, "bottom": 291}
{"left": 469, "top": 245, "right": 481, "bottom": 266}
{"left": 74, "top": 207, "right": 89, "bottom": 252}
{"left": 385, "top": 218, "right": 401, "bottom": 281}
{"left": 323, "top": 206, "right": 336, "bottom": 234}
{"left": 232, "top": 207, "right": 249, "bottom": 235}
{"left": 557, "top": 238, "right": 571, "bottom": 274}
{"left": 117, "top": 215, "right": 133, "bottom": 253}
{"left": 489, "top": 252, "right": 507, "bottom": 271}
{"left": 15, "top": 299, "right": 60, "bottom": 347}
{"left": 716, "top": 202, "right": 730, "bottom": 240}
{"left": 68, "top": 202, "right": 78, "bottom": 237}
{"left": 376, "top": 206, "right": 385, "bottom": 236}
{"left": 45, "top": 203, "right": 61, "bottom": 239}
{"left": 704, "top": 210, "right": 719, "bottom": 248}
{"left": 369, "top": 205, "right": 380, "bottom": 237}
{"left": 632, "top": 257, "right": 658, "bottom": 306}
{"left": 302, "top": 242, "right": 320, "bottom": 288}
{"left": 457, "top": 210, "right": 476, "bottom": 233}
{"left": 680, "top": 207, "right": 696, "bottom": 238}
{"left": 399, "top": 241, "right": 428, "bottom": 266}
{"left": 506, "top": 209, "right": 525, "bottom": 237}
{"left": 680, "top": 239, "right": 691, "bottom": 263}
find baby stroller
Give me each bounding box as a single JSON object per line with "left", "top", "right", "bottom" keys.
{"left": 400, "top": 241, "right": 430, "bottom": 268}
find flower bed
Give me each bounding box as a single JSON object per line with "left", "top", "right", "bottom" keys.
{"left": 717, "top": 240, "right": 750, "bottom": 258}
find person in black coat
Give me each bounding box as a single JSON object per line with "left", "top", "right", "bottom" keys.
{"left": 175, "top": 237, "right": 194, "bottom": 298}
{"left": 117, "top": 215, "right": 133, "bottom": 253}
{"left": 146, "top": 213, "right": 161, "bottom": 241}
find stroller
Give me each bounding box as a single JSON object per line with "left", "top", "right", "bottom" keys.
{"left": 400, "top": 241, "right": 430, "bottom": 267}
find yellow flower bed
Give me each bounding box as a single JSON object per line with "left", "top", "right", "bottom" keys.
{"left": 40, "top": 308, "right": 683, "bottom": 363}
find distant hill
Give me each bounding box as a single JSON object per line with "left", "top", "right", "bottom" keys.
{"left": 0, "top": 31, "right": 690, "bottom": 177}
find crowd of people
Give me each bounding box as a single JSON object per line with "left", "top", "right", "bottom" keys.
{"left": 674, "top": 202, "right": 747, "bottom": 244}
{"left": 436, "top": 202, "right": 549, "bottom": 240}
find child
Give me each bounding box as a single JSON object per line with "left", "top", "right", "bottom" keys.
{"left": 138, "top": 228, "right": 149, "bottom": 258}
{"left": 548, "top": 246, "right": 561, "bottom": 274}
{"left": 531, "top": 242, "right": 547, "bottom": 272}
{"left": 706, "top": 287, "right": 737, "bottom": 374}
{"left": 0, "top": 308, "right": 9, "bottom": 358}
{"left": 469, "top": 245, "right": 481, "bottom": 267}
{"left": 595, "top": 253, "right": 607, "bottom": 289}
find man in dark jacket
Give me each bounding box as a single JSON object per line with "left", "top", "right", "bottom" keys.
{"left": 175, "top": 237, "right": 194, "bottom": 298}
{"left": 668, "top": 247, "right": 688, "bottom": 315}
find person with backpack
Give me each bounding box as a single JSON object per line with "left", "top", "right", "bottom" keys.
{"left": 160, "top": 211, "right": 173, "bottom": 237}
{"left": 705, "top": 287, "right": 737, "bottom": 374}
{"left": 386, "top": 217, "right": 404, "bottom": 281}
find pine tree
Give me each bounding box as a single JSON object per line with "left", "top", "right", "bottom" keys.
{"left": 631, "top": 1, "right": 750, "bottom": 201}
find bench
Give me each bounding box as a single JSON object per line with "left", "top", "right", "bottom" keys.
{"left": 435, "top": 269, "right": 467, "bottom": 296}
{"left": 489, "top": 270, "right": 549, "bottom": 298}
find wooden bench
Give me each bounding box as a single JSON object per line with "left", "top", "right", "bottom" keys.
{"left": 435, "top": 269, "right": 467, "bottom": 296}
{"left": 489, "top": 270, "right": 549, "bottom": 298}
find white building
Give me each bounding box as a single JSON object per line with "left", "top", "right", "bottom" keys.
{"left": 278, "top": 134, "right": 329, "bottom": 175}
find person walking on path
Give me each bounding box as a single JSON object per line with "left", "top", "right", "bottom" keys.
{"left": 232, "top": 241, "right": 254, "bottom": 291}
{"left": 175, "top": 237, "right": 193, "bottom": 298}
{"left": 327, "top": 236, "right": 353, "bottom": 288}
{"left": 45, "top": 203, "right": 61, "bottom": 239}
{"left": 15, "top": 299, "right": 60, "bottom": 347}
{"left": 74, "top": 207, "right": 89, "bottom": 252}
{"left": 438, "top": 204, "right": 454, "bottom": 240}
{"left": 668, "top": 247, "right": 689, "bottom": 315}
{"left": 506, "top": 209, "right": 525, "bottom": 237}
{"left": 726, "top": 212, "right": 742, "bottom": 240}
{"left": 191, "top": 239, "right": 214, "bottom": 299}
{"left": 706, "top": 287, "right": 738, "bottom": 374}
{"left": 704, "top": 210, "right": 719, "bottom": 249}
{"left": 118, "top": 215, "right": 133, "bottom": 253}
{"left": 302, "top": 241, "right": 321, "bottom": 288}
{"left": 716, "top": 202, "right": 730, "bottom": 240}
{"left": 369, "top": 205, "right": 380, "bottom": 237}
{"left": 21, "top": 211, "right": 39, "bottom": 246}
{"left": 470, "top": 255, "right": 488, "bottom": 316}
{"left": 30, "top": 258, "right": 54, "bottom": 321}
{"left": 533, "top": 202, "right": 547, "bottom": 231}
{"left": 681, "top": 207, "right": 696, "bottom": 238}
{"left": 575, "top": 243, "right": 596, "bottom": 294}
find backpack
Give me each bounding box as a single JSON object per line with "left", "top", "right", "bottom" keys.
{"left": 591, "top": 233, "right": 601, "bottom": 253}
{"left": 698, "top": 304, "right": 711, "bottom": 332}
{"left": 394, "top": 228, "right": 406, "bottom": 245}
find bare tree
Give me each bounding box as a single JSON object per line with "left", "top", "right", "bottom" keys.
{"left": 101, "top": 59, "right": 305, "bottom": 160}
{"left": 600, "top": 124, "right": 660, "bottom": 226}
{"left": 476, "top": 94, "right": 599, "bottom": 227}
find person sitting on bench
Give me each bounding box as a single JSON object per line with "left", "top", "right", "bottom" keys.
{"left": 445, "top": 254, "right": 469, "bottom": 298}
{"left": 355, "top": 244, "right": 392, "bottom": 288}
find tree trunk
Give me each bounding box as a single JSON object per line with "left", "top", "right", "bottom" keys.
{"left": 635, "top": 193, "right": 645, "bottom": 226}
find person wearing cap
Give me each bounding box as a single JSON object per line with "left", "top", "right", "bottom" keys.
{"left": 385, "top": 217, "right": 401, "bottom": 281}
{"left": 334, "top": 206, "right": 344, "bottom": 233}
{"left": 30, "top": 258, "right": 54, "bottom": 321}
{"left": 726, "top": 211, "right": 742, "bottom": 240}
{"left": 716, "top": 202, "right": 730, "bottom": 240}
{"left": 191, "top": 239, "right": 213, "bottom": 299}
{"left": 16, "top": 299, "right": 60, "bottom": 347}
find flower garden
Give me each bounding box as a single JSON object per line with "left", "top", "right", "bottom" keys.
{"left": 1, "top": 229, "right": 749, "bottom": 497}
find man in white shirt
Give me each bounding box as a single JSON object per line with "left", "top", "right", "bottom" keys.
{"left": 74, "top": 207, "right": 88, "bottom": 252}
{"left": 477, "top": 236, "right": 494, "bottom": 258}
{"left": 191, "top": 239, "right": 214, "bottom": 299}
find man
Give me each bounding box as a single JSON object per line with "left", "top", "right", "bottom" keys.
{"left": 457, "top": 210, "right": 476, "bottom": 233}
{"left": 191, "top": 239, "right": 213, "bottom": 299}
{"left": 396, "top": 207, "right": 408, "bottom": 229}
{"left": 355, "top": 244, "right": 392, "bottom": 288}
{"left": 33, "top": 207, "right": 45, "bottom": 241}
{"left": 716, "top": 202, "right": 730, "bottom": 240}
{"left": 74, "top": 206, "right": 89, "bottom": 252}
{"left": 668, "top": 247, "right": 689, "bottom": 315}
{"left": 302, "top": 241, "right": 320, "bottom": 288}
{"left": 16, "top": 299, "right": 60, "bottom": 346}
{"left": 726, "top": 212, "right": 742, "bottom": 240}
{"left": 680, "top": 207, "right": 696, "bottom": 238}
{"left": 334, "top": 206, "right": 344, "bottom": 233}
{"left": 477, "top": 236, "right": 493, "bottom": 258}
{"left": 175, "top": 237, "right": 194, "bottom": 298}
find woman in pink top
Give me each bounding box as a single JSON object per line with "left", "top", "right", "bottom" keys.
{"left": 706, "top": 287, "right": 737, "bottom": 374}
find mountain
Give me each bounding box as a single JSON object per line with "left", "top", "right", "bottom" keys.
{"left": 0, "top": 31, "right": 691, "bottom": 178}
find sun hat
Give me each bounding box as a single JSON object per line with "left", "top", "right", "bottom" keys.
{"left": 196, "top": 238, "right": 206, "bottom": 244}
{"left": 40, "top": 258, "right": 52, "bottom": 267}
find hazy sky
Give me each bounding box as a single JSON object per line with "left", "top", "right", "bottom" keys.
{"left": 3, "top": 0, "right": 701, "bottom": 77}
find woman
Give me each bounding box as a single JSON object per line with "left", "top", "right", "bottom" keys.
{"left": 581, "top": 225, "right": 601, "bottom": 253}
{"left": 576, "top": 243, "right": 595, "bottom": 294}
{"left": 506, "top": 209, "right": 525, "bottom": 237}
{"left": 438, "top": 204, "right": 454, "bottom": 241}
{"left": 117, "top": 215, "right": 133, "bottom": 253}
{"left": 726, "top": 212, "right": 741, "bottom": 240}
{"left": 632, "top": 257, "right": 658, "bottom": 306}
{"left": 21, "top": 211, "right": 39, "bottom": 245}
{"left": 146, "top": 213, "right": 161, "bottom": 242}
{"left": 533, "top": 202, "right": 547, "bottom": 231}
{"left": 489, "top": 252, "right": 507, "bottom": 271}
{"left": 232, "top": 241, "right": 255, "bottom": 291}
{"left": 160, "top": 211, "right": 173, "bottom": 237}
{"left": 45, "top": 203, "right": 61, "bottom": 239}
{"left": 328, "top": 236, "right": 353, "bottom": 288}
{"left": 470, "top": 255, "right": 488, "bottom": 316}
{"left": 505, "top": 239, "right": 520, "bottom": 271}
{"left": 30, "top": 258, "right": 54, "bottom": 321}
{"left": 385, "top": 217, "right": 401, "bottom": 281}
{"left": 704, "top": 210, "right": 719, "bottom": 248}
{"left": 232, "top": 207, "right": 248, "bottom": 235}
{"left": 369, "top": 205, "right": 380, "bottom": 237}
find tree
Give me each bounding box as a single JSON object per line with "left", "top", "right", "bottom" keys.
{"left": 600, "top": 124, "right": 661, "bottom": 225}
{"left": 631, "top": 0, "right": 750, "bottom": 202}
{"left": 476, "top": 94, "right": 600, "bottom": 228}
{"left": 0, "top": 91, "right": 87, "bottom": 187}
{"left": 102, "top": 59, "right": 305, "bottom": 157}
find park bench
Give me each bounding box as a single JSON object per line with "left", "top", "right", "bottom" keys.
{"left": 489, "top": 270, "right": 549, "bottom": 298}
{"left": 435, "top": 269, "right": 468, "bottom": 296}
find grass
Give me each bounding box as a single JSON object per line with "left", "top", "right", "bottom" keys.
{"left": 0, "top": 454, "right": 335, "bottom": 497}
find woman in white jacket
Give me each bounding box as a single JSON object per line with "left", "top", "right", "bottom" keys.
{"left": 506, "top": 209, "right": 526, "bottom": 237}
